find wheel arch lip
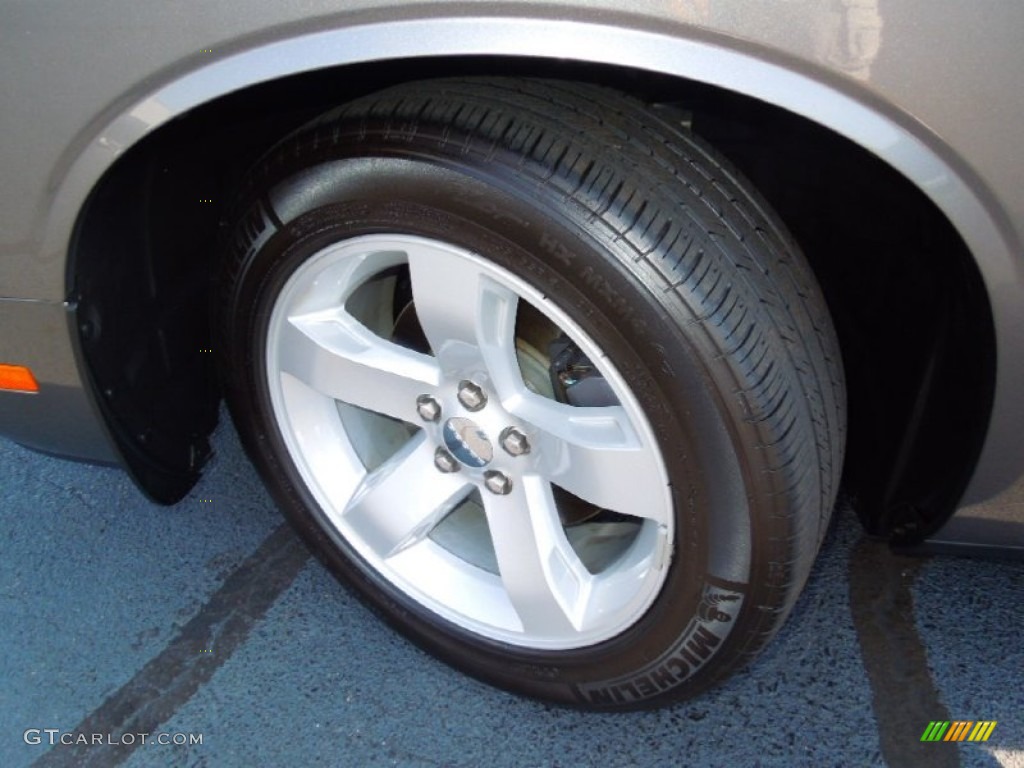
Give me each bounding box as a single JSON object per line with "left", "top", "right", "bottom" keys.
{"left": 56, "top": 12, "right": 1019, "bottom": 503}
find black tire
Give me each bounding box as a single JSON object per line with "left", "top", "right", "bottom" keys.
{"left": 217, "top": 78, "right": 846, "bottom": 709}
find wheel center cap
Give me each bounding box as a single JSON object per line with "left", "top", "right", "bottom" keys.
{"left": 442, "top": 417, "right": 493, "bottom": 468}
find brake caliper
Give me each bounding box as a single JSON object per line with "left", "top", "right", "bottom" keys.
{"left": 548, "top": 335, "right": 617, "bottom": 407}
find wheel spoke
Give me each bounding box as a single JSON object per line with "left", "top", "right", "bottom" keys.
{"left": 342, "top": 434, "right": 471, "bottom": 558}
{"left": 266, "top": 233, "right": 675, "bottom": 650}
{"left": 484, "top": 475, "right": 594, "bottom": 634}
{"left": 406, "top": 245, "right": 523, "bottom": 394}
{"left": 512, "top": 394, "right": 669, "bottom": 522}
{"left": 278, "top": 307, "right": 441, "bottom": 423}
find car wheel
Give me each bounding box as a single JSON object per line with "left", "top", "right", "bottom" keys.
{"left": 218, "top": 78, "right": 845, "bottom": 709}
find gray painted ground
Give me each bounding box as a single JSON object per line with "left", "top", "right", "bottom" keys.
{"left": 1, "top": 417, "right": 1020, "bottom": 767}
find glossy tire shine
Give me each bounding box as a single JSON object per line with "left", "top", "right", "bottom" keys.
{"left": 219, "top": 78, "right": 845, "bottom": 708}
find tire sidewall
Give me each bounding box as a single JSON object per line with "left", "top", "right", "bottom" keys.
{"left": 221, "top": 157, "right": 775, "bottom": 707}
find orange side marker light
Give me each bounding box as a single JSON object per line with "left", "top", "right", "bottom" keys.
{"left": 0, "top": 364, "right": 39, "bottom": 393}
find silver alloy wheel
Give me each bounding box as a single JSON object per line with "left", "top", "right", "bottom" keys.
{"left": 265, "top": 234, "right": 673, "bottom": 650}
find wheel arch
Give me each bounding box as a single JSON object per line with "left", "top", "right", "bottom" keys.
{"left": 66, "top": 15, "right": 1004, "bottom": 534}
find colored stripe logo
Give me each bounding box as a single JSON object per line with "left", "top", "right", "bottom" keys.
{"left": 921, "top": 721, "right": 997, "bottom": 742}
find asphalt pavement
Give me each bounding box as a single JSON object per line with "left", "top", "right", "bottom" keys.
{"left": 1, "top": 414, "right": 1020, "bottom": 767}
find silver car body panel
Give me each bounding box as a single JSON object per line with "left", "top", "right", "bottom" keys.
{"left": 0, "top": 298, "right": 117, "bottom": 463}
{"left": 1, "top": 1, "right": 1022, "bottom": 505}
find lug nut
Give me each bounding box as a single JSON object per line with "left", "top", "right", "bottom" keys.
{"left": 484, "top": 470, "right": 513, "bottom": 495}
{"left": 499, "top": 427, "right": 530, "bottom": 457}
{"left": 457, "top": 380, "right": 488, "bottom": 411}
{"left": 434, "top": 448, "right": 460, "bottom": 473}
{"left": 416, "top": 394, "right": 441, "bottom": 422}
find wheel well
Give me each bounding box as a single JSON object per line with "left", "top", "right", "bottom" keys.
{"left": 70, "top": 56, "right": 995, "bottom": 534}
